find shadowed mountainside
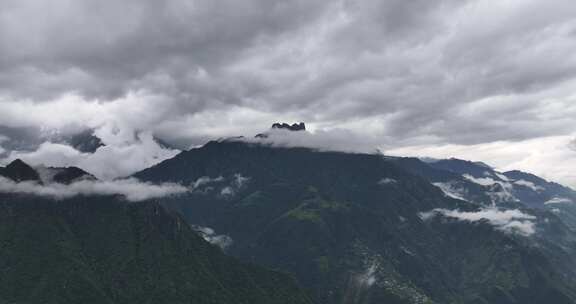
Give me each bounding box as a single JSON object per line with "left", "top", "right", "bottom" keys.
{"left": 135, "top": 140, "right": 576, "bottom": 304}
{"left": 0, "top": 166, "right": 312, "bottom": 304}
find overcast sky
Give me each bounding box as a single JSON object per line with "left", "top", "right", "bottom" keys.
{"left": 1, "top": 0, "right": 576, "bottom": 185}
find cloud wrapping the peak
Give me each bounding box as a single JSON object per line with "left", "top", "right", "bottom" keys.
{"left": 2, "top": 131, "right": 179, "bottom": 180}
{"left": 243, "top": 128, "right": 382, "bottom": 154}
{"left": 388, "top": 135, "right": 576, "bottom": 188}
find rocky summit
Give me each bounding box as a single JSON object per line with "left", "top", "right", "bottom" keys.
{"left": 272, "top": 122, "right": 306, "bottom": 131}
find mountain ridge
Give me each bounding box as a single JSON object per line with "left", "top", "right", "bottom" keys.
{"left": 134, "top": 140, "right": 576, "bottom": 304}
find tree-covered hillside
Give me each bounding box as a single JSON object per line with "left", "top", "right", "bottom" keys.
{"left": 0, "top": 192, "right": 312, "bottom": 304}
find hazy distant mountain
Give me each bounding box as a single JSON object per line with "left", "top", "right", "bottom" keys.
{"left": 64, "top": 129, "right": 105, "bottom": 153}
{"left": 135, "top": 140, "right": 576, "bottom": 304}
{"left": 400, "top": 157, "right": 576, "bottom": 209}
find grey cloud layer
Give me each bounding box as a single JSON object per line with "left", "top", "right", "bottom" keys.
{"left": 2, "top": 0, "right": 576, "bottom": 145}
{"left": 2, "top": 0, "right": 576, "bottom": 185}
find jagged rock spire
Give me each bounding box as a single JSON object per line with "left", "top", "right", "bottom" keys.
{"left": 271, "top": 122, "right": 306, "bottom": 131}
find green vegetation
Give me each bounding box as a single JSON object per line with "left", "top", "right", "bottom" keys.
{"left": 135, "top": 141, "right": 576, "bottom": 304}
{"left": 0, "top": 194, "right": 312, "bottom": 304}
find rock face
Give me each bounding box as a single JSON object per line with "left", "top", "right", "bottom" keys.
{"left": 271, "top": 122, "right": 306, "bottom": 131}
{"left": 255, "top": 122, "right": 307, "bottom": 138}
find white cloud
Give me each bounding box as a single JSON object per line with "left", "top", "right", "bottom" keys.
{"left": 189, "top": 174, "right": 249, "bottom": 198}
{"left": 545, "top": 197, "right": 573, "bottom": 205}
{"left": 192, "top": 176, "right": 224, "bottom": 189}
{"left": 495, "top": 172, "right": 510, "bottom": 181}
{"left": 378, "top": 178, "right": 397, "bottom": 185}
{"left": 219, "top": 186, "right": 235, "bottom": 198}
{"left": 0, "top": 176, "right": 188, "bottom": 202}
{"left": 513, "top": 179, "right": 545, "bottom": 192}
{"left": 1, "top": 131, "right": 178, "bottom": 180}
{"left": 232, "top": 173, "right": 250, "bottom": 188}
{"left": 462, "top": 174, "right": 500, "bottom": 186}
{"left": 420, "top": 208, "right": 537, "bottom": 236}
{"left": 0, "top": 92, "right": 181, "bottom": 180}
{"left": 194, "top": 226, "right": 234, "bottom": 250}
{"left": 243, "top": 128, "right": 381, "bottom": 154}
{"left": 462, "top": 174, "right": 517, "bottom": 204}
{"left": 3, "top": 0, "right": 576, "bottom": 193}
{"left": 355, "top": 262, "right": 378, "bottom": 288}
{"left": 432, "top": 182, "right": 468, "bottom": 201}
{"left": 0, "top": 92, "right": 174, "bottom": 132}
{"left": 388, "top": 135, "right": 576, "bottom": 189}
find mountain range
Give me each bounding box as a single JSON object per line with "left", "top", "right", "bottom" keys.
{"left": 0, "top": 159, "right": 312, "bottom": 304}
{"left": 135, "top": 136, "right": 576, "bottom": 303}
{"left": 2, "top": 124, "right": 576, "bottom": 303}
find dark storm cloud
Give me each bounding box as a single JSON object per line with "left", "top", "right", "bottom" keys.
{"left": 2, "top": 0, "right": 575, "bottom": 141}
{"left": 2, "top": 0, "right": 576, "bottom": 182}
{"left": 0, "top": 0, "right": 331, "bottom": 101}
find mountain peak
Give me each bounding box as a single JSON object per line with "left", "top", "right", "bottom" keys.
{"left": 7, "top": 158, "right": 27, "bottom": 168}
{"left": 3, "top": 159, "right": 41, "bottom": 183}
{"left": 1, "top": 160, "right": 97, "bottom": 184}
{"left": 271, "top": 122, "right": 306, "bottom": 131}
{"left": 52, "top": 166, "right": 96, "bottom": 184}
{"left": 255, "top": 122, "right": 306, "bottom": 138}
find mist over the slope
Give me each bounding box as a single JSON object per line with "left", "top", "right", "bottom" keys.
{"left": 0, "top": 176, "right": 187, "bottom": 202}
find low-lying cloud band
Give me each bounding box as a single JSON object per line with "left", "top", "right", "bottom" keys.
{"left": 421, "top": 208, "right": 537, "bottom": 236}
{"left": 0, "top": 176, "right": 188, "bottom": 202}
